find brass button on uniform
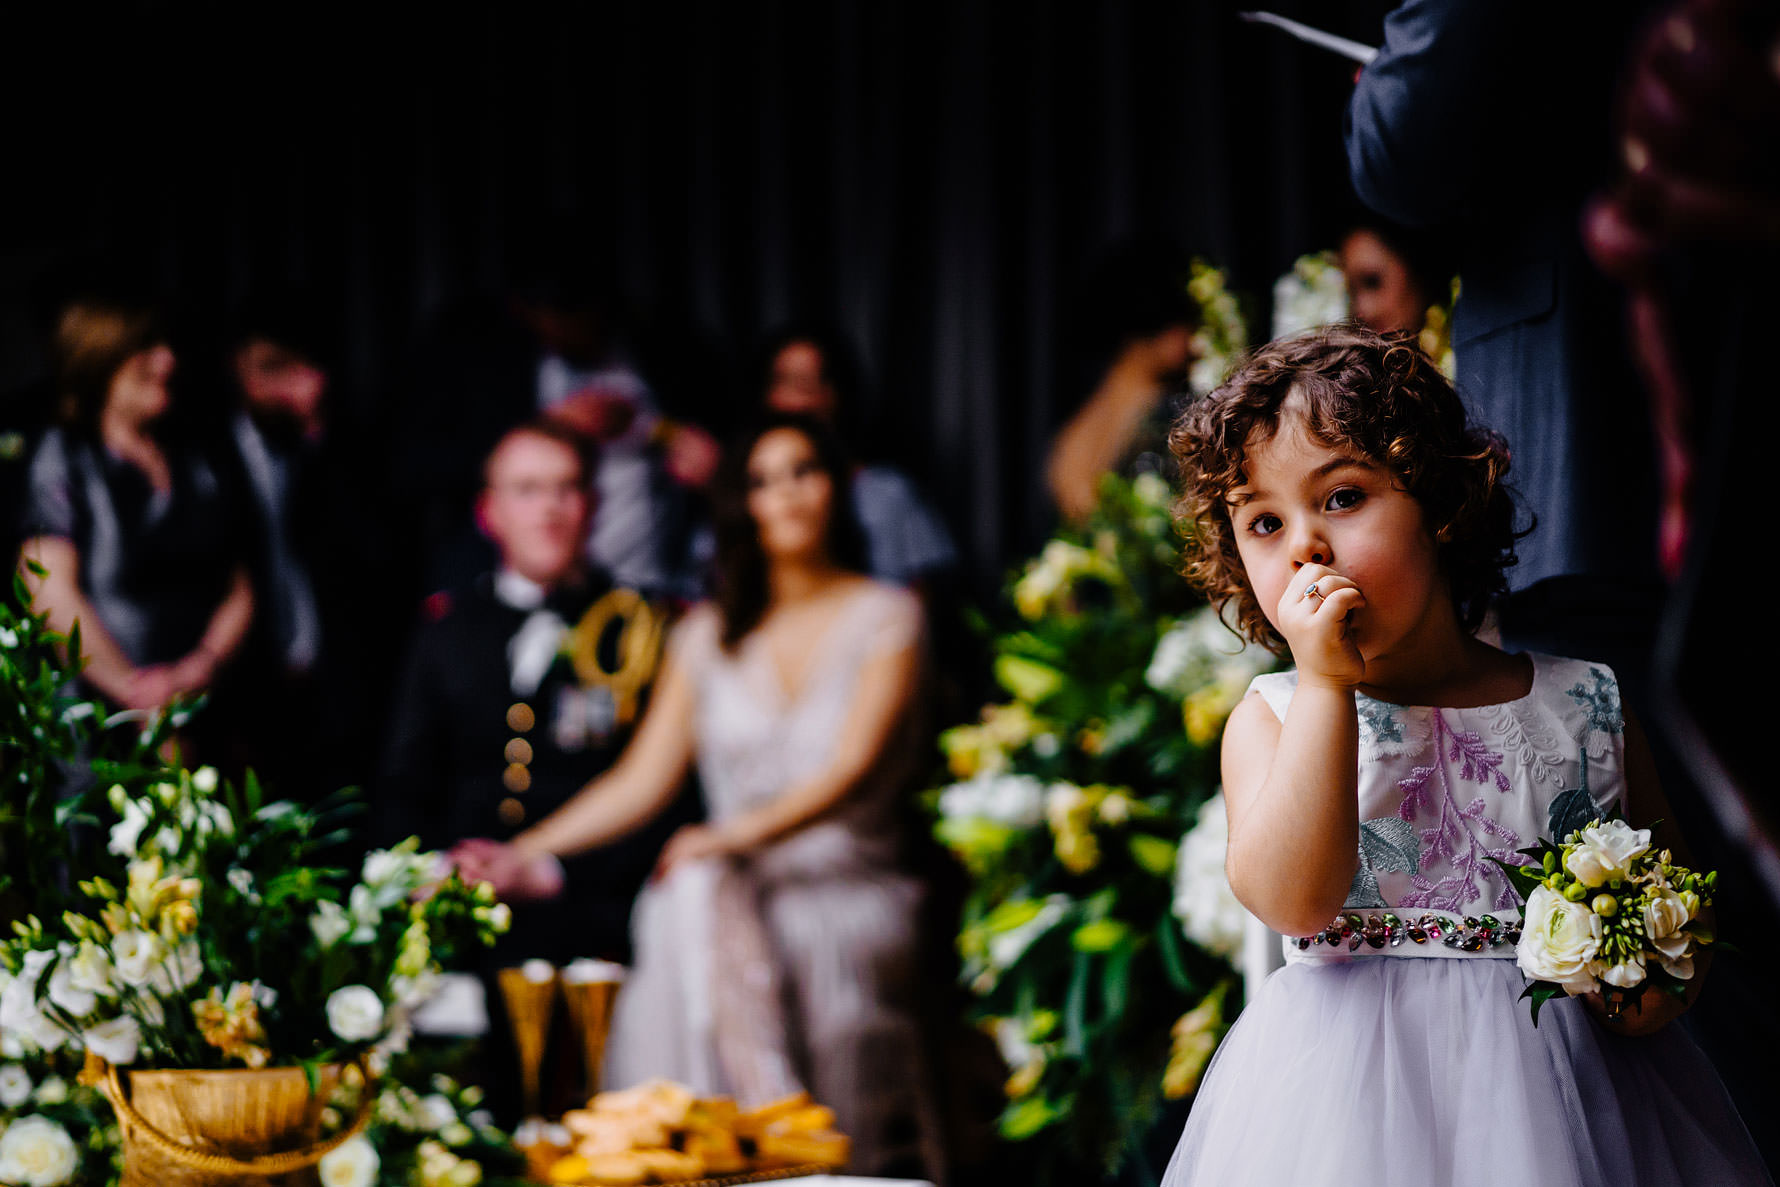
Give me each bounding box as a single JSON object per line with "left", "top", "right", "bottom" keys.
{"left": 502, "top": 763, "right": 532, "bottom": 793}
{"left": 504, "top": 737, "right": 534, "bottom": 765}
{"left": 507, "top": 702, "right": 535, "bottom": 732}
{"left": 498, "top": 797, "right": 526, "bottom": 827}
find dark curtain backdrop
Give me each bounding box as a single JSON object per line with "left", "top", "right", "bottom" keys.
{"left": 1, "top": 0, "right": 1386, "bottom": 595}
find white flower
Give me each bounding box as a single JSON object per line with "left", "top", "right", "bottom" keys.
{"left": 64, "top": 943, "right": 114, "bottom": 1001}
{"left": 108, "top": 798, "right": 150, "bottom": 859}
{"left": 989, "top": 1018, "right": 1039, "bottom": 1072}
{"left": 32, "top": 1077, "right": 67, "bottom": 1107}
{"left": 937, "top": 773, "right": 1046, "bottom": 830}
{"left": 111, "top": 930, "right": 165, "bottom": 987}
{"left": 0, "top": 1115, "right": 80, "bottom": 1187}
{"left": 486, "top": 903, "right": 512, "bottom": 933}
{"left": 1594, "top": 955, "right": 1647, "bottom": 989}
{"left": 81, "top": 1015, "right": 142, "bottom": 1065}
{"left": 1145, "top": 604, "right": 1268, "bottom": 699}
{"left": 227, "top": 868, "right": 257, "bottom": 900}
{"left": 318, "top": 1135, "right": 380, "bottom": 1187}
{"left": 0, "top": 628, "right": 17, "bottom": 648}
{"left": 0, "top": 1065, "right": 32, "bottom": 1109}
{"left": 347, "top": 885, "right": 384, "bottom": 941}
{"left": 1172, "top": 793, "right": 1245, "bottom": 960}
{"left": 418, "top": 1093, "right": 458, "bottom": 1131}
{"left": 326, "top": 986, "right": 386, "bottom": 1043}
{"left": 190, "top": 767, "right": 219, "bottom": 794}
{"left": 310, "top": 901, "right": 352, "bottom": 949}
{"left": 1271, "top": 251, "right": 1349, "bottom": 340}
{"left": 1516, "top": 885, "right": 1603, "bottom": 995}
{"left": 197, "top": 800, "right": 233, "bottom": 838}
{"left": 1563, "top": 819, "right": 1651, "bottom": 889}
{"left": 0, "top": 952, "right": 66, "bottom": 1050}
{"left": 1644, "top": 889, "right": 1696, "bottom": 980}
{"left": 148, "top": 941, "right": 204, "bottom": 995}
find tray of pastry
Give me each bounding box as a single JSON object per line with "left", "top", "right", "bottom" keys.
{"left": 528, "top": 1081, "right": 849, "bottom": 1186}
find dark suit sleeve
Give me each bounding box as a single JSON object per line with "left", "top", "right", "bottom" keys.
{"left": 375, "top": 619, "right": 452, "bottom": 852}
{"left": 1345, "top": 0, "right": 1529, "bottom": 227}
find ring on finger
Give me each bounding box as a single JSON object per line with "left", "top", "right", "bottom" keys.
{"left": 1301, "top": 582, "right": 1323, "bottom": 603}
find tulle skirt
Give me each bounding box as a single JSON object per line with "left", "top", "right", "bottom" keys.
{"left": 1162, "top": 957, "right": 1770, "bottom": 1187}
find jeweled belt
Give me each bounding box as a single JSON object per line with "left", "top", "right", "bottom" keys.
{"left": 1291, "top": 911, "right": 1524, "bottom": 957}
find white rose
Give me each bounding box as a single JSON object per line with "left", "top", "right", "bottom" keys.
{"left": 326, "top": 986, "right": 385, "bottom": 1043}
{"left": 310, "top": 901, "right": 352, "bottom": 949}
{"left": 191, "top": 767, "right": 219, "bottom": 794}
{"left": 32, "top": 1077, "right": 67, "bottom": 1106}
{"left": 0, "top": 1065, "right": 32, "bottom": 1109}
{"left": 318, "top": 1135, "right": 380, "bottom": 1187}
{"left": 1563, "top": 820, "right": 1651, "bottom": 889}
{"left": 82, "top": 1016, "right": 142, "bottom": 1065}
{"left": 1644, "top": 889, "right": 1696, "bottom": 979}
{"left": 1516, "top": 885, "right": 1602, "bottom": 995}
{"left": 107, "top": 798, "right": 150, "bottom": 858}
{"left": 110, "top": 931, "right": 164, "bottom": 988}
{"left": 0, "top": 1115, "right": 80, "bottom": 1187}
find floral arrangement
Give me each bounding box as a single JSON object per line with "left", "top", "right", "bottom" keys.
{"left": 930, "top": 473, "right": 1273, "bottom": 1182}
{"left": 1500, "top": 817, "right": 1717, "bottom": 1024}
{"left": 0, "top": 572, "right": 513, "bottom": 1186}
{"left": 1270, "top": 251, "right": 1348, "bottom": 341}
{"left": 1185, "top": 259, "right": 1250, "bottom": 397}
{"left": 317, "top": 1064, "right": 527, "bottom": 1187}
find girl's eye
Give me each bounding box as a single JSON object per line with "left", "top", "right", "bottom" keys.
{"left": 1246, "top": 512, "right": 1282, "bottom": 537}
{"left": 1326, "top": 487, "right": 1365, "bottom": 511}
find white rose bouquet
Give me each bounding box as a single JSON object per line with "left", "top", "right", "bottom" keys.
{"left": 1499, "top": 817, "right": 1717, "bottom": 1024}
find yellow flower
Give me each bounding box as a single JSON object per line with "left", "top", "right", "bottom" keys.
{"left": 1004, "top": 1055, "right": 1045, "bottom": 1100}
{"left": 193, "top": 983, "right": 271, "bottom": 1068}
{"left": 1162, "top": 984, "right": 1230, "bottom": 1099}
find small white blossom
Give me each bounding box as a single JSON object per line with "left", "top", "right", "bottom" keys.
{"left": 317, "top": 1135, "right": 379, "bottom": 1187}
{"left": 190, "top": 767, "right": 219, "bottom": 794}
{"left": 310, "top": 901, "right": 352, "bottom": 949}
{"left": 326, "top": 986, "right": 386, "bottom": 1043}
{"left": 1563, "top": 820, "right": 1652, "bottom": 889}
{"left": 82, "top": 1016, "right": 142, "bottom": 1065}
{"left": 32, "top": 1076, "right": 67, "bottom": 1107}
{"left": 0, "top": 1065, "right": 32, "bottom": 1109}
{"left": 937, "top": 773, "right": 1047, "bottom": 830}
{"left": 107, "top": 798, "right": 150, "bottom": 859}
{"left": 110, "top": 930, "right": 164, "bottom": 987}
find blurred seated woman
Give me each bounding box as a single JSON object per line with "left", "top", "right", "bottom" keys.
{"left": 1337, "top": 219, "right": 1449, "bottom": 337}
{"left": 19, "top": 298, "right": 252, "bottom": 714}
{"left": 759, "top": 325, "right": 955, "bottom": 590}
{"left": 456, "top": 412, "right": 942, "bottom": 1179}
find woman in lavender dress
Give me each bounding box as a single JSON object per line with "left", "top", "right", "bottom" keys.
{"left": 457, "top": 412, "right": 943, "bottom": 1180}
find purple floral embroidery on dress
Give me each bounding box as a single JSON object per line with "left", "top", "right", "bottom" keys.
{"left": 1396, "top": 712, "right": 1525, "bottom": 912}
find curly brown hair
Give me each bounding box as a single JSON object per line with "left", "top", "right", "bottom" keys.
{"left": 1169, "top": 324, "right": 1521, "bottom": 655}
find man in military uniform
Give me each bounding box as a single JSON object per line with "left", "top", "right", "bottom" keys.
{"left": 377, "top": 419, "right": 680, "bottom": 969}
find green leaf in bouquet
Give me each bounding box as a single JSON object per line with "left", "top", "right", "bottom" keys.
{"left": 1126, "top": 834, "right": 1177, "bottom": 878}
{"left": 1519, "top": 980, "right": 1565, "bottom": 1027}
{"left": 1487, "top": 855, "right": 1547, "bottom": 903}
{"left": 1063, "top": 949, "right": 1092, "bottom": 1057}
{"left": 1071, "top": 919, "right": 1130, "bottom": 953}
{"left": 1000, "top": 1094, "right": 1063, "bottom": 1140}
{"left": 1154, "top": 912, "right": 1195, "bottom": 995}
{"left": 995, "top": 655, "right": 1065, "bottom": 705}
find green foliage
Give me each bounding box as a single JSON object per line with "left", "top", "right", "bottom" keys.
{"left": 930, "top": 474, "right": 1275, "bottom": 1184}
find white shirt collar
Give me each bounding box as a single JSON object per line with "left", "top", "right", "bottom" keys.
{"left": 493, "top": 568, "right": 549, "bottom": 610}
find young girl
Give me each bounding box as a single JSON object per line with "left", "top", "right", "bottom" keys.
{"left": 1160, "top": 327, "right": 1767, "bottom": 1186}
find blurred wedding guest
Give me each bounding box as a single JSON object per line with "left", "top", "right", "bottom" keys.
{"left": 18, "top": 297, "right": 252, "bottom": 717}
{"left": 378, "top": 421, "right": 680, "bottom": 969}
{"left": 1346, "top": 0, "right": 1653, "bottom": 662}
{"left": 758, "top": 324, "right": 956, "bottom": 589}
{"left": 456, "top": 413, "right": 944, "bottom": 1180}
{"left": 398, "top": 225, "right": 718, "bottom": 599}
{"left": 1337, "top": 219, "right": 1449, "bottom": 337}
{"left": 215, "top": 295, "right": 386, "bottom": 798}
{"left": 1046, "top": 240, "right": 1198, "bottom": 520}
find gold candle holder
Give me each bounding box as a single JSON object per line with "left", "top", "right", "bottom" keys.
{"left": 497, "top": 961, "right": 559, "bottom": 1120}
{"left": 560, "top": 959, "right": 625, "bottom": 1100}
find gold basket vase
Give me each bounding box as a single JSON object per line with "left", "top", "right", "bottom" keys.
{"left": 102, "top": 1062, "right": 371, "bottom": 1187}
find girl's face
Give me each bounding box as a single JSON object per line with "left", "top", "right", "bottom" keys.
{"left": 764, "top": 341, "right": 838, "bottom": 420}
{"left": 1227, "top": 407, "right": 1446, "bottom": 665}
{"left": 746, "top": 427, "right": 835, "bottom": 561}
{"left": 106, "top": 343, "right": 176, "bottom": 425}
